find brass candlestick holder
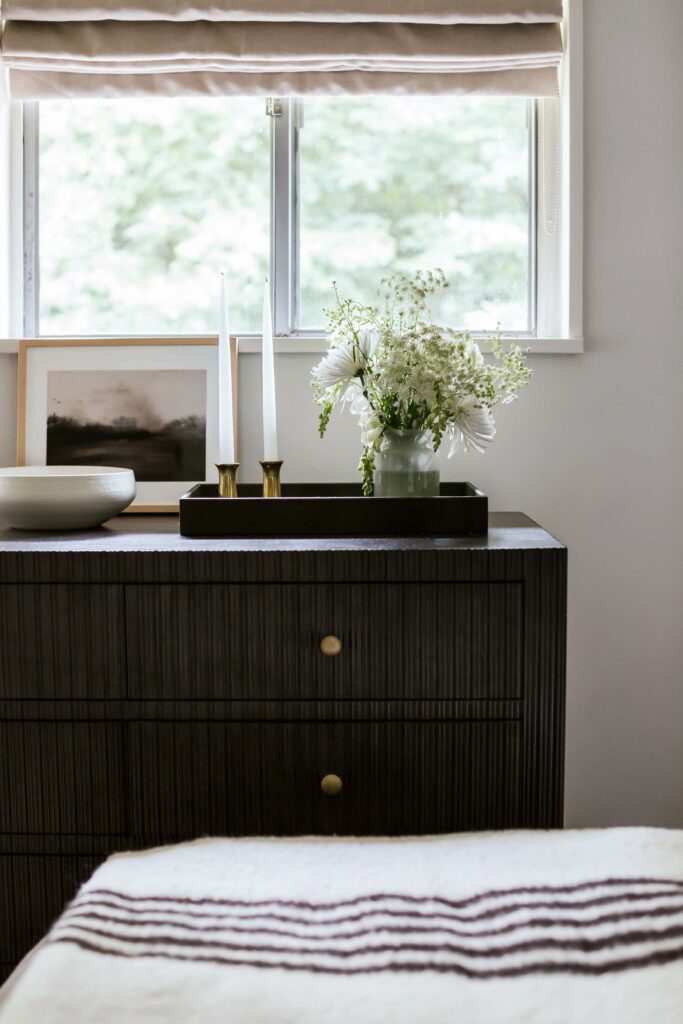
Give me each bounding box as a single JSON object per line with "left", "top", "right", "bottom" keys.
{"left": 216, "top": 463, "right": 239, "bottom": 498}
{"left": 260, "top": 459, "right": 283, "bottom": 498}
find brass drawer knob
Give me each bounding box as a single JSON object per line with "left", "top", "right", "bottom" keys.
{"left": 321, "top": 773, "right": 343, "bottom": 797}
{"left": 320, "top": 635, "right": 342, "bottom": 657}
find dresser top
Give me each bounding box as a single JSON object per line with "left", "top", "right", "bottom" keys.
{"left": 0, "top": 512, "right": 563, "bottom": 554}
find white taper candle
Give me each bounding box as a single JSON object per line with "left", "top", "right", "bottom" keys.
{"left": 218, "top": 272, "right": 235, "bottom": 465}
{"left": 261, "top": 279, "right": 278, "bottom": 461}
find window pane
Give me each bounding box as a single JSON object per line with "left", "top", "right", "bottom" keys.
{"left": 38, "top": 99, "right": 269, "bottom": 335}
{"left": 299, "top": 97, "right": 531, "bottom": 333}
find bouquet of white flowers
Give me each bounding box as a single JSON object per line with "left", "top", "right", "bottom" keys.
{"left": 311, "top": 270, "right": 532, "bottom": 495}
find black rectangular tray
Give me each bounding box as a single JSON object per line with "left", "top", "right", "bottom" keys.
{"left": 179, "top": 482, "right": 487, "bottom": 538}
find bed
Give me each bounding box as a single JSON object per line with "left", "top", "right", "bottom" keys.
{"left": 1, "top": 828, "right": 682, "bottom": 1023}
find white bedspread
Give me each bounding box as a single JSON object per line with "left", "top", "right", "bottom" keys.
{"left": 1, "top": 828, "right": 683, "bottom": 1023}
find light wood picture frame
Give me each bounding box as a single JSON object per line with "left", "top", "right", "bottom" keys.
{"left": 17, "top": 337, "right": 238, "bottom": 513}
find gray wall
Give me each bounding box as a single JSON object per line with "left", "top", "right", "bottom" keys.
{"left": 1, "top": 0, "right": 682, "bottom": 826}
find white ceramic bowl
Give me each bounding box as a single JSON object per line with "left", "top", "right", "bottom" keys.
{"left": 0, "top": 466, "right": 136, "bottom": 530}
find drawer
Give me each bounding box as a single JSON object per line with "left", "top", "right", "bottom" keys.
{"left": 0, "top": 724, "right": 127, "bottom": 835}
{"left": 0, "top": 854, "right": 100, "bottom": 966}
{"left": 126, "top": 583, "right": 522, "bottom": 699}
{"left": 129, "top": 721, "right": 520, "bottom": 838}
{"left": 0, "top": 585, "right": 125, "bottom": 698}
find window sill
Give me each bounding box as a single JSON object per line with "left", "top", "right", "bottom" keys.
{"left": 241, "top": 336, "right": 585, "bottom": 356}
{"left": 0, "top": 336, "right": 585, "bottom": 356}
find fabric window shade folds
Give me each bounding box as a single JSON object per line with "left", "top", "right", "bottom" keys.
{"left": 1, "top": 2, "right": 564, "bottom": 99}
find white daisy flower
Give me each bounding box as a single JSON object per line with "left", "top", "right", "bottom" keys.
{"left": 311, "top": 337, "right": 367, "bottom": 394}
{"left": 463, "top": 339, "right": 485, "bottom": 367}
{"left": 358, "top": 329, "right": 380, "bottom": 360}
{"left": 448, "top": 396, "right": 496, "bottom": 455}
{"left": 349, "top": 390, "right": 369, "bottom": 418}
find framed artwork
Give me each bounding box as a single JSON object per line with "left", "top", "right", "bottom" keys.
{"left": 17, "top": 338, "right": 238, "bottom": 513}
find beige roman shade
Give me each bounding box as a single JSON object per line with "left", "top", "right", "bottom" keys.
{"left": 1, "top": 1, "right": 564, "bottom": 99}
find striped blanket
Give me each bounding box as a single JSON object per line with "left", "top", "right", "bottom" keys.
{"left": 1, "top": 829, "right": 682, "bottom": 1022}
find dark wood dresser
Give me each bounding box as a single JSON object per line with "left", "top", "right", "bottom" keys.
{"left": 0, "top": 513, "right": 566, "bottom": 980}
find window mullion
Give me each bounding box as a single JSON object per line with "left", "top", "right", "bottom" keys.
{"left": 1, "top": 96, "right": 25, "bottom": 340}
{"left": 22, "top": 101, "right": 39, "bottom": 338}
{"left": 269, "top": 97, "right": 297, "bottom": 337}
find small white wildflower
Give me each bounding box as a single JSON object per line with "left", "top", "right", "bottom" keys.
{"left": 463, "top": 339, "right": 484, "bottom": 367}
{"left": 360, "top": 412, "right": 382, "bottom": 448}
{"left": 350, "top": 391, "right": 382, "bottom": 448}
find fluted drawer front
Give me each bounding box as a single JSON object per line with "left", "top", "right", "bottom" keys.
{"left": 0, "top": 855, "right": 100, "bottom": 965}
{"left": 0, "top": 724, "right": 126, "bottom": 835}
{"left": 129, "top": 721, "right": 520, "bottom": 838}
{"left": 0, "top": 585, "right": 125, "bottom": 698}
{"left": 126, "top": 583, "right": 522, "bottom": 699}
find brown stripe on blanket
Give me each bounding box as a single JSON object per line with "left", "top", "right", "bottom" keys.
{"left": 57, "top": 900, "right": 683, "bottom": 942}
{"left": 50, "top": 918, "right": 683, "bottom": 958}
{"left": 80, "top": 877, "right": 683, "bottom": 912}
{"left": 48, "top": 877, "right": 683, "bottom": 978}
{"left": 51, "top": 934, "right": 683, "bottom": 978}
{"left": 64, "top": 887, "right": 683, "bottom": 929}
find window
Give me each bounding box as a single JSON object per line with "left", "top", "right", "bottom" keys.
{"left": 32, "top": 98, "right": 270, "bottom": 336}
{"left": 298, "top": 96, "right": 532, "bottom": 334}
{"left": 26, "top": 95, "right": 543, "bottom": 340}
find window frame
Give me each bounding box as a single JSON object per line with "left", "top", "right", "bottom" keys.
{"left": 273, "top": 96, "right": 539, "bottom": 341}
{"left": 4, "top": 0, "right": 583, "bottom": 355}
{"left": 21, "top": 97, "right": 546, "bottom": 344}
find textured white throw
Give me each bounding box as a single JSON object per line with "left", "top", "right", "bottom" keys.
{"left": 1, "top": 828, "right": 683, "bottom": 1023}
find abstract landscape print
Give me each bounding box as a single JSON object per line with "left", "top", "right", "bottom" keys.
{"left": 45, "top": 369, "right": 206, "bottom": 482}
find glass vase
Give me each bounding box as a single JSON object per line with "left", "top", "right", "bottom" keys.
{"left": 374, "top": 429, "right": 440, "bottom": 497}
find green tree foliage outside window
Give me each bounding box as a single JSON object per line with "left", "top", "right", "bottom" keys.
{"left": 38, "top": 96, "right": 530, "bottom": 336}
